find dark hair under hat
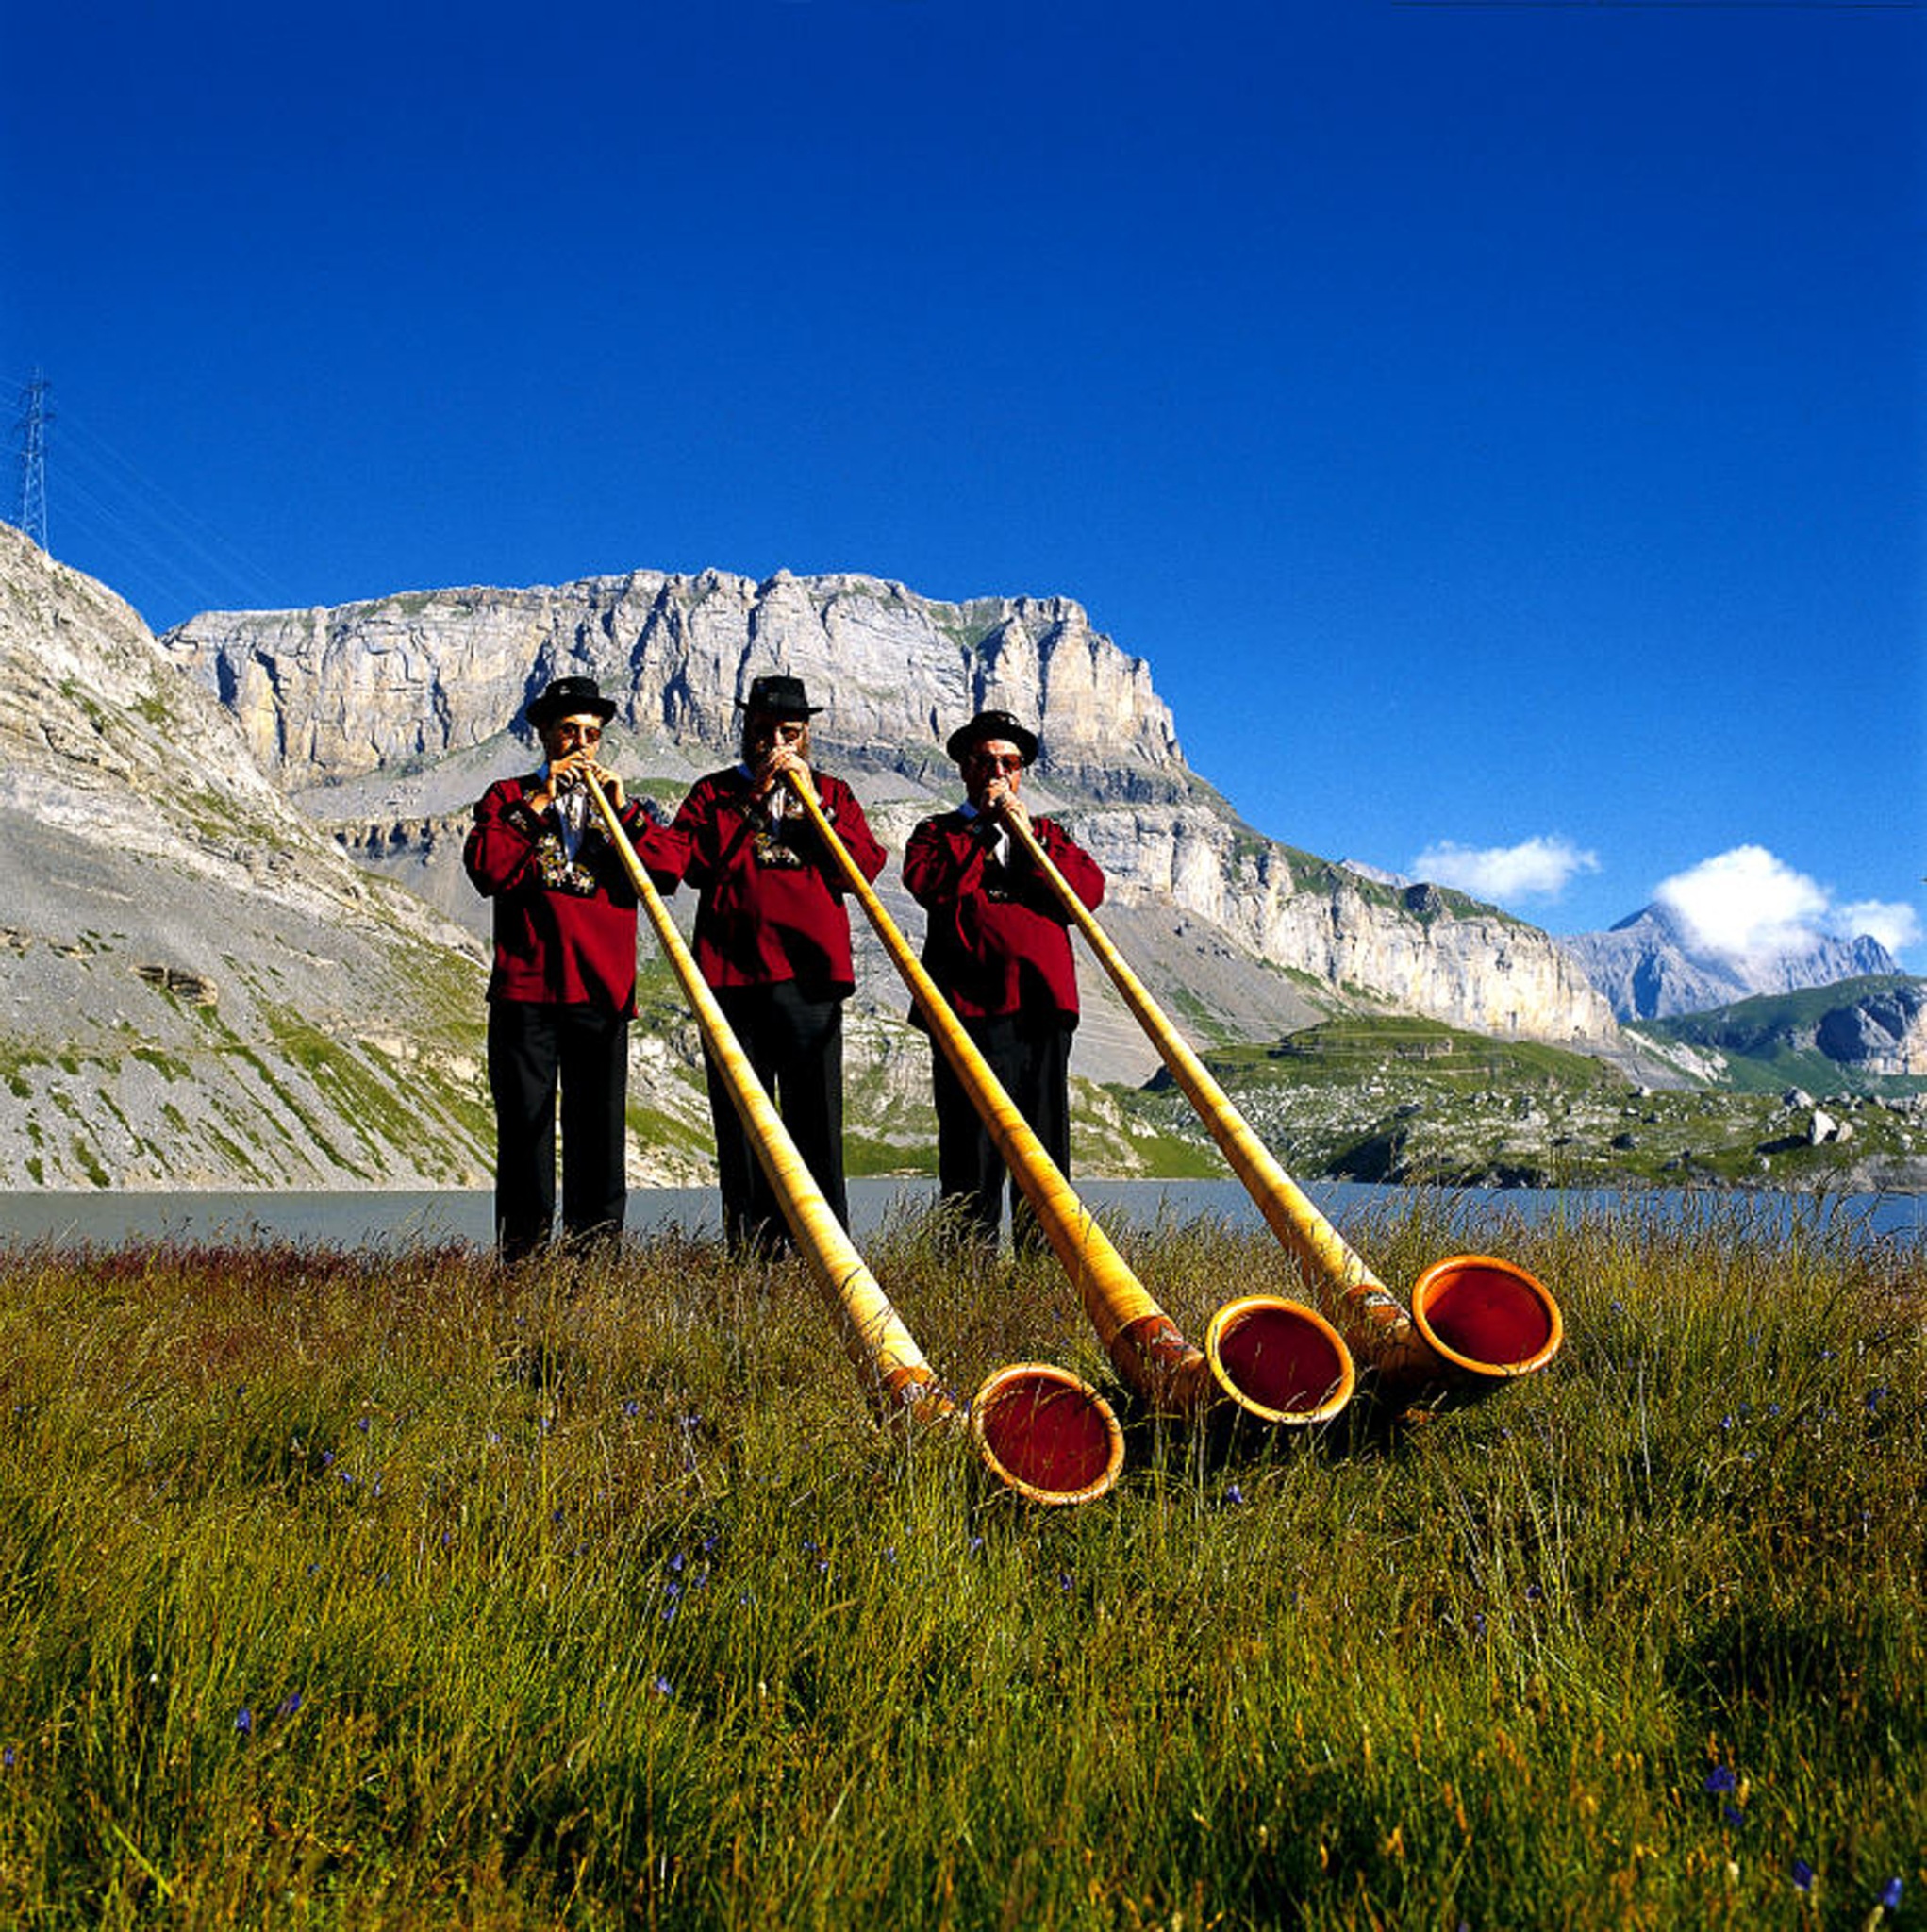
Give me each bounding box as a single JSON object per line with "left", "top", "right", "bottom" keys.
{"left": 527, "top": 675, "right": 618, "bottom": 730}
{"left": 945, "top": 708, "right": 1038, "bottom": 767}
{"left": 738, "top": 674, "right": 822, "bottom": 721}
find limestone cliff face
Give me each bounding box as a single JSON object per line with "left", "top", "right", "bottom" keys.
{"left": 1075, "top": 808, "right": 1618, "bottom": 1042}
{"left": 160, "top": 570, "right": 1186, "bottom": 796}
{"left": 162, "top": 568, "right": 1617, "bottom": 1047}
{"left": 1815, "top": 985, "right": 1927, "bottom": 1075}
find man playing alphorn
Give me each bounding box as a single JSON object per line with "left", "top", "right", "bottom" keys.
{"left": 903, "top": 709, "right": 1105, "bottom": 1254}
{"left": 667, "top": 674, "right": 887, "bottom": 1256}
{"left": 464, "top": 675, "right": 682, "bottom": 1261}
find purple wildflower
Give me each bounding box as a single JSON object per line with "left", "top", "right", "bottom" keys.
{"left": 1703, "top": 1765, "right": 1737, "bottom": 1795}
{"left": 1791, "top": 1859, "right": 1814, "bottom": 1893}
{"left": 274, "top": 1692, "right": 303, "bottom": 1719}
{"left": 1882, "top": 1878, "right": 1903, "bottom": 1910}
{"left": 234, "top": 1707, "right": 254, "bottom": 1736}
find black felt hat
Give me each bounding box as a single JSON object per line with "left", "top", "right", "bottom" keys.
{"left": 945, "top": 708, "right": 1038, "bottom": 766}
{"left": 738, "top": 674, "right": 822, "bottom": 720}
{"left": 526, "top": 675, "right": 618, "bottom": 730}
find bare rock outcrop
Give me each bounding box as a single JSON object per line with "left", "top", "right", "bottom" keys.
{"left": 1814, "top": 985, "right": 1927, "bottom": 1076}
{"left": 160, "top": 571, "right": 1187, "bottom": 796}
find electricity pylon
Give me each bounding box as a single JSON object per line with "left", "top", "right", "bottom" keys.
{"left": 14, "top": 370, "right": 50, "bottom": 548}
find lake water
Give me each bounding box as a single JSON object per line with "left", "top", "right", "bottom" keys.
{"left": 0, "top": 1177, "right": 1919, "bottom": 1249}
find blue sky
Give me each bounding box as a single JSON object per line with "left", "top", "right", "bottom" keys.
{"left": 5, "top": 0, "right": 1921, "bottom": 961}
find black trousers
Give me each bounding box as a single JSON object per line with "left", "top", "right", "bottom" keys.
{"left": 933, "top": 1013, "right": 1073, "bottom": 1254}
{"left": 706, "top": 982, "right": 848, "bottom": 1254}
{"left": 487, "top": 1000, "right": 629, "bottom": 1262}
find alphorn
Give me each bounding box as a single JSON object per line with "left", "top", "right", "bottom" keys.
{"left": 781, "top": 769, "right": 1354, "bottom": 1428}
{"left": 1001, "top": 810, "right": 1563, "bottom": 1403}
{"left": 581, "top": 772, "right": 1122, "bottom": 1506}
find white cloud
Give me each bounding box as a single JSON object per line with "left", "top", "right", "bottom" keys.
{"left": 1410, "top": 836, "right": 1600, "bottom": 905}
{"left": 1655, "top": 846, "right": 1826, "bottom": 965}
{"left": 1835, "top": 898, "right": 1923, "bottom": 958}
{"left": 1655, "top": 846, "right": 1919, "bottom": 968}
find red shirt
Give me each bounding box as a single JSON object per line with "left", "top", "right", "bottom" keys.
{"left": 902, "top": 808, "right": 1104, "bottom": 1022}
{"left": 464, "top": 775, "right": 683, "bottom": 1016}
{"left": 669, "top": 766, "right": 887, "bottom": 995}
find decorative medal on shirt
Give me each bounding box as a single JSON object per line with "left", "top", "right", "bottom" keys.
{"left": 749, "top": 782, "right": 810, "bottom": 871}
{"left": 532, "top": 771, "right": 603, "bottom": 897}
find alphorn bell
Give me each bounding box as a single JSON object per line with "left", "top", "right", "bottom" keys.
{"left": 1000, "top": 810, "right": 1563, "bottom": 1404}
{"left": 780, "top": 769, "right": 1354, "bottom": 1429}
{"left": 580, "top": 771, "right": 1123, "bottom": 1506}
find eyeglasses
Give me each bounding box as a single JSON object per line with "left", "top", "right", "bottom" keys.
{"left": 554, "top": 723, "right": 603, "bottom": 743}
{"left": 969, "top": 752, "right": 1024, "bottom": 773}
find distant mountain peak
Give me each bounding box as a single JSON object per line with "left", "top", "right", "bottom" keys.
{"left": 1564, "top": 900, "right": 1901, "bottom": 1020}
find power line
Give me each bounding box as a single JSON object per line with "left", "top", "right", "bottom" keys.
{"left": 56, "top": 410, "right": 283, "bottom": 615}
{"left": 6, "top": 373, "right": 286, "bottom": 625}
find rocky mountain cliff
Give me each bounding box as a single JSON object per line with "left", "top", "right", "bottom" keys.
{"left": 0, "top": 523, "right": 511, "bottom": 1189}
{"left": 1640, "top": 975, "right": 1927, "bottom": 1082}
{"left": 161, "top": 568, "right": 1619, "bottom": 1055}
{"left": 160, "top": 570, "right": 1186, "bottom": 800}
{"left": 1562, "top": 902, "right": 1900, "bottom": 1021}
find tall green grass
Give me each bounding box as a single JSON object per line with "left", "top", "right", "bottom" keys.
{"left": 0, "top": 1199, "right": 1919, "bottom": 1928}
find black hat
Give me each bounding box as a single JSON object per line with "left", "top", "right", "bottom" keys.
{"left": 738, "top": 674, "right": 822, "bottom": 721}
{"left": 945, "top": 708, "right": 1038, "bottom": 767}
{"left": 527, "top": 675, "right": 618, "bottom": 730}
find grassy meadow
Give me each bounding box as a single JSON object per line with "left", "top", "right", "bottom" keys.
{"left": 0, "top": 1196, "right": 1920, "bottom": 1928}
